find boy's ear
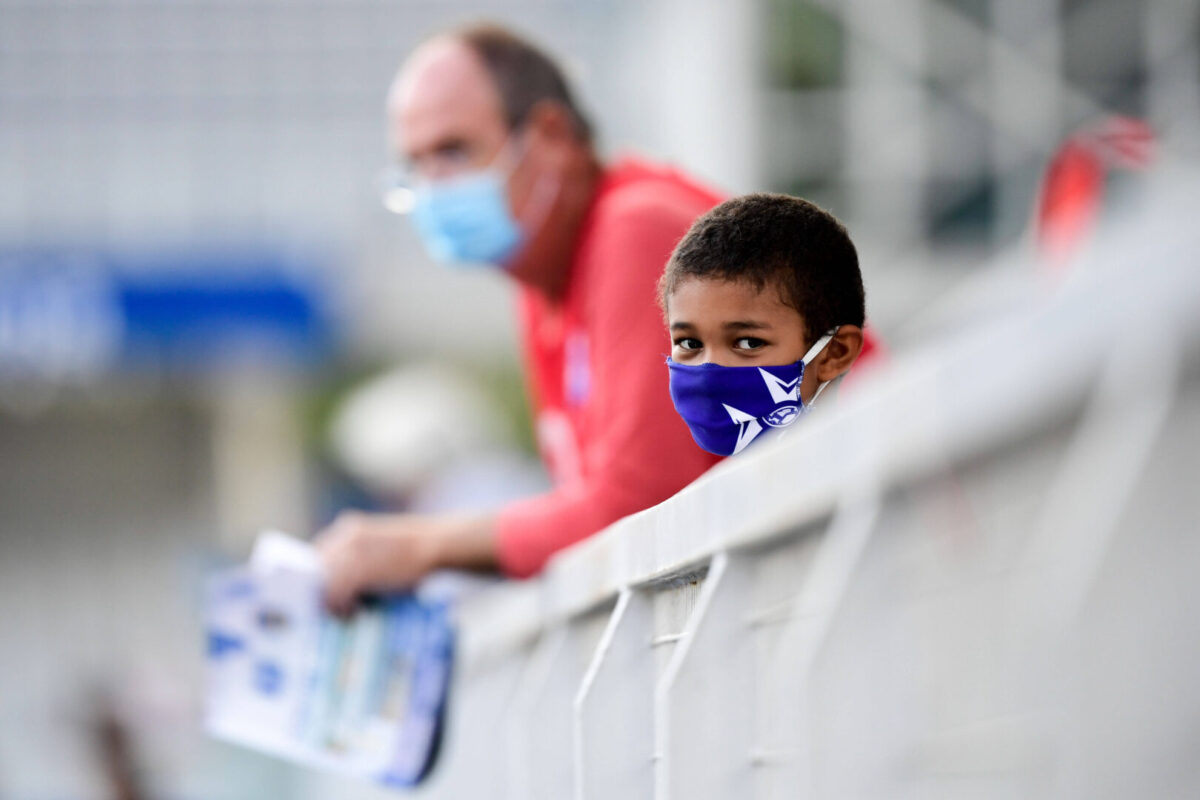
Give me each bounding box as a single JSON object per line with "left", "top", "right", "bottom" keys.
{"left": 814, "top": 325, "right": 864, "bottom": 383}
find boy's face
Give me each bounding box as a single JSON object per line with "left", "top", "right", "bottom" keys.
{"left": 667, "top": 277, "right": 810, "bottom": 368}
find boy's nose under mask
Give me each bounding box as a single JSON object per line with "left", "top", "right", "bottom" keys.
{"left": 667, "top": 331, "right": 835, "bottom": 456}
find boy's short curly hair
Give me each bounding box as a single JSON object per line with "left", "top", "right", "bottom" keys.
{"left": 660, "top": 193, "right": 865, "bottom": 345}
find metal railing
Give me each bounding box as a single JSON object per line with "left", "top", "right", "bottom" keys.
{"left": 413, "top": 172, "right": 1200, "bottom": 799}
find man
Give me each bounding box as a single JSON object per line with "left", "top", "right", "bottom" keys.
{"left": 317, "top": 23, "right": 726, "bottom": 613}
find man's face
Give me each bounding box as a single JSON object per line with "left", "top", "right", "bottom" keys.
{"left": 389, "top": 39, "right": 512, "bottom": 185}
{"left": 388, "top": 37, "right": 560, "bottom": 273}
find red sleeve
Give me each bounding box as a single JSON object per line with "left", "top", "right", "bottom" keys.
{"left": 494, "top": 195, "right": 721, "bottom": 577}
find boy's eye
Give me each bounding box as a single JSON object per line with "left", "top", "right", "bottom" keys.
{"left": 673, "top": 337, "right": 702, "bottom": 351}
{"left": 734, "top": 337, "right": 767, "bottom": 351}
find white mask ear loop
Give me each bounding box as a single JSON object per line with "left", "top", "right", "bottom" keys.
{"left": 520, "top": 169, "right": 561, "bottom": 236}
{"left": 498, "top": 130, "right": 561, "bottom": 243}
{"left": 802, "top": 326, "right": 840, "bottom": 407}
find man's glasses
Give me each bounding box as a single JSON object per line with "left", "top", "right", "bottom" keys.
{"left": 376, "top": 137, "right": 519, "bottom": 215}
{"left": 377, "top": 166, "right": 418, "bottom": 215}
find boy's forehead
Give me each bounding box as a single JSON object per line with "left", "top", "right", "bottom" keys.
{"left": 667, "top": 275, "right": 796, "bottom": 318}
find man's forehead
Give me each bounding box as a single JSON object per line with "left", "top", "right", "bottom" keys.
{"left": 389, "top": 37, "right": 506, "bottom": 151}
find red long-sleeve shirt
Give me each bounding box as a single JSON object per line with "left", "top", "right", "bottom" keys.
{"left": 494, "top": 158, "right": 725, "bottom": 577}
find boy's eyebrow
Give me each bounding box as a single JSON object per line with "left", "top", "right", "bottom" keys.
{"left": 669, "top": 320, "right": 774, "bottom": 331}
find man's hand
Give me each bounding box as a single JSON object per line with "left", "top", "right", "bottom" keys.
{"left": 315, "top": 510, "right": 497, "bottom": 616}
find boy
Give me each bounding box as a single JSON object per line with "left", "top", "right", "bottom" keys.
{"left": 660, "top": 193, "right": 866, "bottom": 456}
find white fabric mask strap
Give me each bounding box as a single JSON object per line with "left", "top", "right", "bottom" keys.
{"left": 802, "top": 326, "right": 841, "bottom": 406}
{"left": 809, "top": 374, "right": 834, "bottom": 406}
{"left": 520, "top": 170, "right": 561, "bottom": 236}
{"left": 801, "top": 326, "right": 839, "bottom": 366}
{"left": 497, "top": 130, "right": 560, "bottom": 239}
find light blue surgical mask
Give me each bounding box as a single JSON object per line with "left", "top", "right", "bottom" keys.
{"left": 408, "top": 167, "right": 524, "bottom": 265}
{"left": 379, "top": 134, "right": 537, "bottom": 267}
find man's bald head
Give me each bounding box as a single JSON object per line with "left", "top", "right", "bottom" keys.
{"left": 391, "top": 24, "right": 592, "bottom": 149}
{"left": 388, "top": 35, "right": 507, "bottom": 167}
{"left": 454, "top": 24, "right": 593, "bottom": 142}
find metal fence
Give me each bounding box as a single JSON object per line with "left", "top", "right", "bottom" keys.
{"left": 410, "top": 172, "right": 1200, "bottom": 800}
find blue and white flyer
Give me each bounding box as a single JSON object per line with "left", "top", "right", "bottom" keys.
{"left": 204, "top": 531, "right": 453, "bottom": 787}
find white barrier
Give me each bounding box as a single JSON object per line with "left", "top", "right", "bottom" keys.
{"left": 416, "top": 173, "right": 1200, "bottom": 800}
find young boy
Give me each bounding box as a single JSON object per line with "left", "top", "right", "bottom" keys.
{"left": 660, "top": 193, "right": 866, "bottom": 456}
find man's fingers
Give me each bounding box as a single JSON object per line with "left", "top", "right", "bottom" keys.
{"left": 325, "top": 586, "right": 356, "bottom": 618}
{"left": 322, "top": 561, "right": 360, "bottom": 617}
{"left": 312, "top": 511, "right": 427, "bottom": 614}
{"left": 318, "top": 526, "right": 363, "bottom": 616}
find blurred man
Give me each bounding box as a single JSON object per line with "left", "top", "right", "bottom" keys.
{"left": 317, "top": 23, "right": 724, "bottom": 612}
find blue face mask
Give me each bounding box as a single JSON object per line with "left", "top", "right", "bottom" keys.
{"left": 409, "top": 168, "right": 524, "bottom": 265}
{"left": 667, "top": 331, "right": 836, "bottom": 456}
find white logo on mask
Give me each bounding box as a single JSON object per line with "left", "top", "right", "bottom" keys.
{"left": 763, "top": 405, "right": 800, "bottom": 428}
{"left": 759, "top": 369, "right": 800, "bottom": 404}
{"left": 723, "top": 404, "right": 765, "bottom": 454}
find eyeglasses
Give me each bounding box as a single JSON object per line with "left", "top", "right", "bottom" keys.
{"left": 377, "top": 165, "right": 419, "bottom": 215}
{"left": 376, "top": 135, "right": 522, "bottom": 215}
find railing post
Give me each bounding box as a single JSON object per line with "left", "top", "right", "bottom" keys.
{"left": 656, "top": 551, "right": 756, "bottom": 800}
{"left": 574, "top": 588, "right": 655, "bottom": 800}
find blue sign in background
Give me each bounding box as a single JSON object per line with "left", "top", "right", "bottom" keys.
{"left": 0, "top": 248, "right": 336, "bottom": 378}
